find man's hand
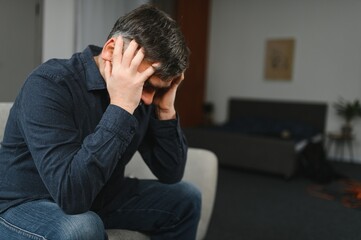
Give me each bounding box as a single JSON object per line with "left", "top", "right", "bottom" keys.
{"left": 104, "top": 36, "right": 156, "bottom": 114}
{"left": 153, "top": 73, "right": 184, "bottom": 120}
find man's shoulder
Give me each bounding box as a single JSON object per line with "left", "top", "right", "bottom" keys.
{"left": 34, "top": 53, "right": 83, "bottom": 82}
{"left": 33, "top": 46, "right": 101, "bottom": 84}
{"left": 23, "top": 46, "right": 103, "bottom": 95}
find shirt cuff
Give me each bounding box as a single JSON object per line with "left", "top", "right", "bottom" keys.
{"left": 99, "top": 104, "right": 138, "bottom": 141}
{"left": 149, "top": 113, "right": 182, "bottom": 138}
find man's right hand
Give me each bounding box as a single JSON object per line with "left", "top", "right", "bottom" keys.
{"left": 104, "top": 36, "right": 156, "bottom": 114}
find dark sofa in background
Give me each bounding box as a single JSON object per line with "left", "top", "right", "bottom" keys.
{"left": 184, "top": 98, "right": 328, "bottom": 178}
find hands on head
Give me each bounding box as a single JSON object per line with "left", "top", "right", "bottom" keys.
{"left": 103, "top": 36, "right": 155, "bottom": 114}
{"left": 101, "top": 36, "right": 183, "bottom": 119}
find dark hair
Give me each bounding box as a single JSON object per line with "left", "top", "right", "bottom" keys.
{"left": 107, "top": 4, "right": 190, "bottom": 80}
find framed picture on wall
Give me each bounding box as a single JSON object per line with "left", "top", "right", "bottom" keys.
{"left": 264, "top": 38, "right": 295, "bottom": 81}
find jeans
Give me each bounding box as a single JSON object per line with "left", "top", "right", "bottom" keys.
{"left": 0, "top": 180, "right": 201, "bottom": 240}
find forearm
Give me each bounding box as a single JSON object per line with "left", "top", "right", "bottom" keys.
{"left": 139, "top": 114, "right": 188, "bottom": 183}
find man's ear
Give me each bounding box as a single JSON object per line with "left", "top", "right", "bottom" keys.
{"left": 100, "top": 38, "right": 115, "bottom": 61}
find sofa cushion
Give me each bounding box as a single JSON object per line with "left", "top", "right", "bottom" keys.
{"left": 0, "top": 102, "right": 13, "bottom": 141}
{"left": 106, "top": 229, "right": 149, "bottom": 240}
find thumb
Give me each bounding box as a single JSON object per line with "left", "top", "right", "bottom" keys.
{"left": 104, "top": 60, "right": 112, "bottom": 81}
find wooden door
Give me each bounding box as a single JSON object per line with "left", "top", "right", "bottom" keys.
{"left": 175, "top": 0, "right": 210, "bottom": 127}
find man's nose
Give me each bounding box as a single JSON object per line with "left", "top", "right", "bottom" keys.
{"left": 141, "top": 91, "right": 156, "bottom": 105}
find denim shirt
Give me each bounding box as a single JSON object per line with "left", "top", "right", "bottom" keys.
{"left": 0, "top": 46, "right": 187, "bottom": 215}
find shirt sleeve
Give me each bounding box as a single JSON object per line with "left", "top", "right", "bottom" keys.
{"left": 138, "top": 110, "right": 188, "bottom": 184}
{"left": 18, "top": 75, "right": 137, "bottom": 214}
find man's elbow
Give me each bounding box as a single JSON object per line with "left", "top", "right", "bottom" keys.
{"left": 57, "top": 197, "right": 92, "bottom": 215}
{"left": 157, "top": 172, "right": 184, "bottom": 184}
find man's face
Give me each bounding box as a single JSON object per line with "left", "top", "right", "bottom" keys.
{"left": 137, "top": 60, "right": 173, "bottom": 105}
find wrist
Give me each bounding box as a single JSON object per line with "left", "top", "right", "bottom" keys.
{"left": 156, "top": 107, "right": 176, "bottom": 120}
{"left": 110, "top": 100, "right": 136, "bottom": 114}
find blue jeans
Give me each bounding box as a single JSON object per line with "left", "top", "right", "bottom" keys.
{"left": 0, "top": 180, "right": 201, "bottom": 240}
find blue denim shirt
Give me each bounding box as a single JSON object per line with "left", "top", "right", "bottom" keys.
{"left": 0, "top": 46, "right": 187, "bottom": 215}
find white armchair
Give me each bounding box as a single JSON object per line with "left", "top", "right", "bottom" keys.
{"left": 0, "top": 103, "right": 218, "bottom": 240}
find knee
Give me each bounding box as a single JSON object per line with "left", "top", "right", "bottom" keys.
{"left": 55, "top": 211, "right": 105, "bottom": 240}
{"left": 175, "top": 182, "right": 202, "bottom": 220}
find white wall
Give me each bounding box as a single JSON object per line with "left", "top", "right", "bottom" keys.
{"left": 74, "top": 0, "right": 149, "bottom": 52}
{"left": 42, "top": 0, "right": 75, "bottom": 61}
{"left": 207, "top": 0, "right": 361, "bottom": 162}
{"left": 42, "top": 0, "right": 148, "bottom": 61}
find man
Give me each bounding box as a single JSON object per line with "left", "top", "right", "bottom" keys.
{"left": 0, "top": 4, "right": 201, "bottom": 240}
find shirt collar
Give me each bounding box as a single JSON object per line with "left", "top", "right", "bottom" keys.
{"left": 80, "top": 45, "right": 107, "bottom": 91}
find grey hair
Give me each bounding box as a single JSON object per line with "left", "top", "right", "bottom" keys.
{"left": 107, "top": 4, "right": 190, "bottom": 81}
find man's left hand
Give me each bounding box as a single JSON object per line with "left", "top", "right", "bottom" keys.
{"left": 153, "top": 73, "right": 184, "bottom": 120}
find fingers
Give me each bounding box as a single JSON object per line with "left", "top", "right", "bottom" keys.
{"left": 112, "top": 36, "right": 124, "bottom": 65}
{"left": 104, "top": 60, "right": 112, "bottom": 81}
{"left": 112, "top": 36, "right": 140, "bottom": 66}
{"left": 173, "top": 72, "right": 185, "bottom": 86}
{"left": 122, "top": 40, "right": 139, "bottom": 67}
{"left": 110, "top": 36, "right": 155, "bottom": 84}
{"left": 113, "top": 37, "right": 145, "bottom": 73}
{"left": 178, "top": 73, "right": 185, "bottom": 83}
{"left": 129, "top": 48, "right": 145, "bottom": 72}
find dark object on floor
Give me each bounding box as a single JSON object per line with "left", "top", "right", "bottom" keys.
{"left": 297, "top": 141, "right": 345, "bottom": 183}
